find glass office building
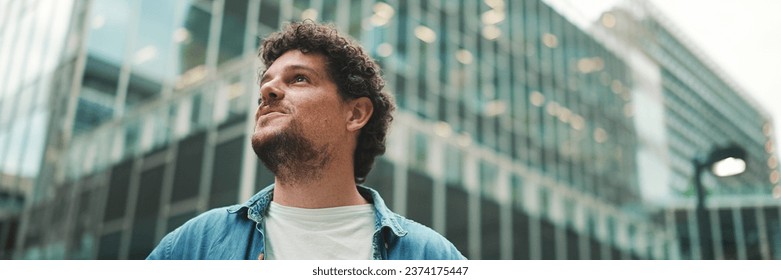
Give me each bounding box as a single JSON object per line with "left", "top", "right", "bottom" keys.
{"left": 0, "top": 0, "right": 778, "bottom": 259}
{"left": 591, "top": 0, "right": 781, "bottom": 259}
{"left": 0, "top": 0, "right": 76, "bottom": 259}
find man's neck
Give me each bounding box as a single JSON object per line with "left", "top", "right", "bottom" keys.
{"left": 271, "top": 164, "right": 368, "bottom": 209}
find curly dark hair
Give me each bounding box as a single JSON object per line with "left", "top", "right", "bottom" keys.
{"left": 258, "top": 20, "right": 395, "bottom": 183}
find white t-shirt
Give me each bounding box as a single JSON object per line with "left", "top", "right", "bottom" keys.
{"left": 263, "top": 201, "right": 376, "bottom": 260}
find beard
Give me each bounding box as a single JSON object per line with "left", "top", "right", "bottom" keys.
{"left": 251, "top": 120, "right": 331, "bottom": 182}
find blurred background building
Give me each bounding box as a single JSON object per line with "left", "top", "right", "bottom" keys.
{"left": 0, "top": 0, "right": 778, "bottom": 259}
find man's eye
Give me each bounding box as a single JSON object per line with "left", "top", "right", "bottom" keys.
{"left": 293, "top": 75, "right": 307, "bottom": 83}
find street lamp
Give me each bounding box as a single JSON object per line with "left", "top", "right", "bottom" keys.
{"left": 692, "top": 143, "right": 747, "bottom": 259}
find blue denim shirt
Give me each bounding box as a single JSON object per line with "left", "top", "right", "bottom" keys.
{"left": 147, "top": 185, "right": 465, "bottom": 260}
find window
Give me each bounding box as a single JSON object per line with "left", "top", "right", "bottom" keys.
{"left": 411, "top": 131, "right": 428, "bottom": 170}
{"left": 104, "top": 159, "right": 133, "bottom": 222}
{"left": 176, "top": 0, "right": 212, "bottom": 80}
{"left": 406, "top": 168, "right": 433, "bottom": 227}
{"left": 364, "top": 157, "right": 395, "bottom": 209}
{"left": 394, "top": 73, "right": 408, "bottom": 109}
{"left": 123, "top": 119, "right": 142, "bottom": 158}
{"left": 540, "top": 219, "right": 556, "bottom": 260}
{"left": 97, "top": 232, "right": 122, "bottom": 260}
{"left": 255, "top": 162, "right": 275, "bottom": 193}
{"left": 75, "top": 56, "right": 119, "bottom": 133}
{"left": 718, "top": 208, "right": 738, "bottom": 259}
{"left": 481, "top": 196, "right": 501, "bottom": 259}
{"left": 217, "top": 0, "right": 248, "bottom": 65}
{"left": 171, "top": 131, "right": 206, "bottom": 202}
{"left": 86, "top": 0, "right": 131, "bottom": 64}
{"left": 129, "top": 164, "right": 165, "bottom": 259}
{"left": 512, "top": 208, "right": 530, "bottom": 259}
{"left": 258, "top": 0, "right": 280, "bottom": 29}
{"left": 446, "top": 184, "right": 469, "bottom": 258}
{"left": 479, "top": 160, "right": 498, "bottom": 197}
{"left": 444, "top": 145, "right": 464, "bottom": 184}
{"left": 208, "top": 136, "right": 244, "bottom": 208}
{"left": 131, "top": 0, "right": 177, "bottom": 81}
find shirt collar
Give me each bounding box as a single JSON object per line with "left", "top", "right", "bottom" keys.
{"left": 227, "top": 184, "right": 407, "bottom": 237}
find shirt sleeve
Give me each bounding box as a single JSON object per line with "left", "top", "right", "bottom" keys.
{"left": 146, "top": 228, "right": 180, "bottom": 260}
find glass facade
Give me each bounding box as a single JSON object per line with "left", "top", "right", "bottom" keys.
{"left": 599, "top": 0, "right": 781, "bottom": 260}
{"left": 0, "top": 0, "right": 76, "bottom": 259}
{"left": 0, "top": 0, "right": 778, "bottom": 260}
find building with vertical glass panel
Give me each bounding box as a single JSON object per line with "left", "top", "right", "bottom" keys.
{"left": 587, "top": 0, "right": 781, "bottom": 259}
{"left": 0, "top": 0, "right": 778, "bottom": 260}
{"left": 0, "top": 0, "right": 76, "bottom": 259}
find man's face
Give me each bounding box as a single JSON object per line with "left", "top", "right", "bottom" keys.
{"left": 251, "top": 50, "right": 350, "bottom": 175}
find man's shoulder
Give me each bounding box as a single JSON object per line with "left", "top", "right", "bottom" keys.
{"left": 390, "top": 213, "right": 466, "bottom": 260}
{"left": 360, "top": 185, "right": 465, "bottom": 260}
{"left": 393, "top": 214, "right": 453, "bottom": 246}
{"left": 147, "top": 206, "right": 251, "bottom": 259}
{"left": 193, "top": 206, "right": 241, "bottom": 223}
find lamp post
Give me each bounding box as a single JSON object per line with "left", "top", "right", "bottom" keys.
{"left": 692, "top": 143, "right": 747, "bottom": 259}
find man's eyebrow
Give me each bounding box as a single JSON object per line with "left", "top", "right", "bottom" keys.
{"left": 259, "top": 64, "right": 322, "bottom": 85}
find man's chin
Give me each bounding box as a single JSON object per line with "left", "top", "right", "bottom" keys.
{"left": 253, "top": 131, "right": 303, "bottom": 177}
{"left": 252, "top": 125, "right": 285, "bottom": 144}
{"left": 251, "top": 132, "right": 277, "bottom": 156}
{"left": 250, "top": 126, "right": 327, "bottom": 178}
{"left": 252, "top": 133, "right": 280, "bottom": 173}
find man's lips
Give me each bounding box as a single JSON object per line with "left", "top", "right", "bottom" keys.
{"left": 262, "top": 111, "right": 285, "bottom": 116}
{"left": 258, "top": 109, "right": 288, "bottom": 123}
{"left": 258, "top": 106, "right": 288, "bottom": 117}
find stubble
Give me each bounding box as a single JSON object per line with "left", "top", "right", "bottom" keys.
{"left": 251, "top": 120, "right": 332, "bottom": 182}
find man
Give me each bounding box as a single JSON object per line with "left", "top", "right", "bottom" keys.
{"left": 147, "top": 21, "right": 464, "bottom": 260}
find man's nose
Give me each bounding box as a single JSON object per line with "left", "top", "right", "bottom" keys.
{"left": 260, "top": 78, "right": 284, "bottom": 103}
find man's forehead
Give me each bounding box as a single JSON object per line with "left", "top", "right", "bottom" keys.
{"left": 272, "top": 50, "right": 326, "bottom": 66}
{"left": 260, "top": 65, "right": 321, "bottom": 82}
{"left": 260, "top": 51, "right": 329, "bottom": 82}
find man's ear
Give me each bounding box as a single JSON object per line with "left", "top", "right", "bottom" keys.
{"left": 346, "top": 97, "right": 374, "bottom": 132}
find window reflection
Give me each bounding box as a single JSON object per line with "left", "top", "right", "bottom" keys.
{"left": 189, "top": 90, "right": 211, "bottom": 129}
{"left": 151, "top": 107, "right": 170, "bottom": 150}
{"left": 75, "top": 56, "right": 118, "bottom": 133}
{"left": 320, "top": 2, "right": 336, "bottom": 23}
{"left": 258, "top": 0, "right": 280, "bottom": 30}
{"left": 218, "top": 0, "right": 247, "bottom": 65}
{"left": 171, "top": 131, "right": 206, "bottom": 203}
{"left": 208, "top": 136, "right": 244, "bottom": 208}
{"left": 480, "top": 160, "right": 498, "bottom": 197}
{"left": 123, "top": 120, "right": 141, "bottom": 158}
{"left": 125, "top": 73, "right": 163, "bottom": 110}
{"left": 0, "top": 132, "right": 7, "bottom": 172}
{"left": 225, "top": 76, "right": 247, "bottom": 124}
{"left": 348, "top": 0, "right": 363, "bottom": 37}
{"left": 481, "top": 196, "right": 501, "bottom": 259}
{"left": 87, "top": 0, "right": 131, "bottom": 65}
{"left": 75, "top": 0, "right": 122, "bottom": 132}
{"left": 132, "top": 0, "right": 177, "bottom": 79}
{"left": 444, "top": 145, "right": 463, "bottom": 184}
{"left": 97, "top": 232, "right": 122, "bottom": 260}
{"left": 3, "top": 120, "right": 26, "bottom": 175}
{"left": 406, "top": 168, "right": 433, "bottom": 227}
{"left": 412, "top": 130, "right": 428, "bottom": 170}
{"left": 176, "top": 1, "right": 211, "bottom": 79}
{"left": 129, "top": 164, "right": 164, "bottom": 259}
